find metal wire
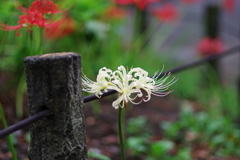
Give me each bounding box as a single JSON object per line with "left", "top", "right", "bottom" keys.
{"left": 167, "top": 44, "right": 240, "bottom": 74}
{"left": 0, "top": 44, "right": 239, "bottom": 139}
{"left": 0, "top": 110, "right": 50, "bottom": 139}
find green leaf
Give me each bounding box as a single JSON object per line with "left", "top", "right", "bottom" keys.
{"left": 161, "top": 121, "right": 180, "bottom": 138}
{"left": 150, "top": 140, "right": 174, "bottom": 157}
{"left": 0, "top": 103, "right": 18, "bottom": 160}
{"left": 127, "top": 137, "right": 148, "bottom": 155}
{"left": 175, "top": 148, "right": 191, "bottom": 160}
{"left": 127, "top": 116, "right": 149, "bottom": 136}
{"left": 88, "top": 151, "right": 111, "bottom": 160}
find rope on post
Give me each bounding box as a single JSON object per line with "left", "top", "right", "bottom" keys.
{"left": 24, "top": 53, "right": 88, "bottom": 160}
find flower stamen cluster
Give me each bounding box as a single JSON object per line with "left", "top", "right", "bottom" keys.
{"left": 82, "top": 66, "right": 177, "bottom": 109}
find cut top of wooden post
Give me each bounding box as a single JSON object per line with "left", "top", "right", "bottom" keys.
{"left": 24, "top": 52, "right": 88, "bottom": 160}
{"left": 26, "top": 52, "right": 78, "bottom": 61}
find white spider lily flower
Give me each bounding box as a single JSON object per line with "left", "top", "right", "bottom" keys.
{"left": 150, "top": 70, "right": 178, "bottom": 96}
{"left": 131, "top": 67, "right": 178, "bottom": 100}
{"left": 82, "top": 67, "right": 114, "bottom": 98}
{"left": 128, "top": 67, "right": 155, "bottom": 102}
{"left": 108, "top": 66, "right": 142, "bottom": 109}
{"left": 81, "top": 65, "right": 177, "bottom": 109}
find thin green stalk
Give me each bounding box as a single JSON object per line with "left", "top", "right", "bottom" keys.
{"left": 0, "top": 104, "right": 18, "bottom": 160}
{"left": 118, "top": 107, "right": 125, "bottom": 160}
{"left": 132, "top": 7, "right": 153, "bottom": 52}
{"left": 37, "top": 27, "right": 43, "bottom": 55}
{"left": 133, "top": 7, "right": 144, "bottom": 50}
{"left": 16, "top": 74, "right": 26, "bottom": 118}
{"left": 133, "top": 6, "right": 141, "bottom": 41}
{"left": 32, "top": 26, "right": 43, "bottom": 55}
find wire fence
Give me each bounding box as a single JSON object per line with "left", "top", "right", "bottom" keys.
{"left": 0, "top": 43, "right": 239, "bottom": 139}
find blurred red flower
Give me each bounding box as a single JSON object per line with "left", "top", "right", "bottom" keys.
{"left": 44, "top": 15, "right": 76, "bottom": 39}
{"left": 223, "top": 0, "right": 235, "bottom": 12}
{"left": 197, "top": 37, "right": 224, "bottom": 56}
{"left": 29, "top": 0, "right": 60, "bottom": 14}
{"left": 17, "top": 0, "right": 61, "bottom": 14}
{"left": 134, "top": 0, "right": 160, "bottom": 10}
{"left": 114, "top": 0, "right": 159, "bottom": 10}
{"left": 105, "top": 6, "right": 126, "bottom": 20}
{"left": 0, "top": 12, "right": 61, "bottom": 36}
{"left": 0, "top": 0, "right": 65, "bottom": 36}
{"left": 152, "top": 3, "right": 178, "bottom": 22}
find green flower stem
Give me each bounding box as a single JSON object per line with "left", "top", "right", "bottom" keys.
{"left": 133, "top": 7, "right": 147, "bottom": 50}
{"left": 118, "top": 107, "right": 125, "bottom": 160}
{"left": 133, "top": 7, "right": 141, "bottom": 41}
{"left": 32, "top": 26, "right": 43, "bottom": 55}
{"left": 16, "top": 74, "right": 26, "bottom": 118}
{"left": 0, "top": 104, "right": 18, "bottom": 160}
{"left": 38, "top": 28, "right": 43, "bottom": 55}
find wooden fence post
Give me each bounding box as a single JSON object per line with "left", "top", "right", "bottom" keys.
{"left": 24, "top": 53, "right": 88, "bottom": 160}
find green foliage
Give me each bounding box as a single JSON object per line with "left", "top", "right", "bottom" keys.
{"left": 161, "top": 106, "right": 240, "bottom": 157}
{"left": 0, "top": 104, "right": 18, "bottom": 160}
{"left": 0, "top": 0, "right": 18, "bottom": 19}
{"left": 147, "top": 140, "right": 174, "bottom": 159}
{"left": 62, "top": 0, "right": 110, "bottom": 22}
{"left": 127, "top": 116, "right": 152, "bottom": 136}
{"left": 88, "top": 151, "right": 111, "bottom": 160}
{"left": 172, "top": 65, "right": 239, "bottom": 120}
{"left": 173, "top": 148, "right": 191, "bottom": 160}
{"left": 125, "top": 115, "right": 193, "bottom": 159}
{"left": 126, "top": 106, "right": 240, "bottom": 159}
{"left": 127, "top": 137, "right": 149, "bottom": 156}
{"left": 171, "top": 69, "right": 201, "bottom": 99}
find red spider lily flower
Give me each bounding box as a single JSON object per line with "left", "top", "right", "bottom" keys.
{"left": 105, "top": 6, "right": 126, "bottom": 20}
{"left": 0, "top": 11, "right": 62, "bottom": 36}
{"left": 114, "top": 0, "right": 159, "bottom": 10}
{"left": 223, "top": 0, "right": 235, "bottom": 12}
{"left": 152, "top": 3, "right": 178, "bottom": 22}
{"left": 17, "top": 0, "right": 62, "bottom": 14}
{"left": 30, "top": 0, "right": 60, "bottom": 14}
{"left": 44, "top": 15, "right": 76, "bottom": 39}
{"left": 134, "top": 0, "right": 159, "bottom": 10}
{"left": 197, "top": 37, "right": 224, "bottom": 56}
{"left": 0, "top": 12, "right": 44, "bottom": 36}
{"left": 0, "top": 0, "right": 66, "bottom": 36}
